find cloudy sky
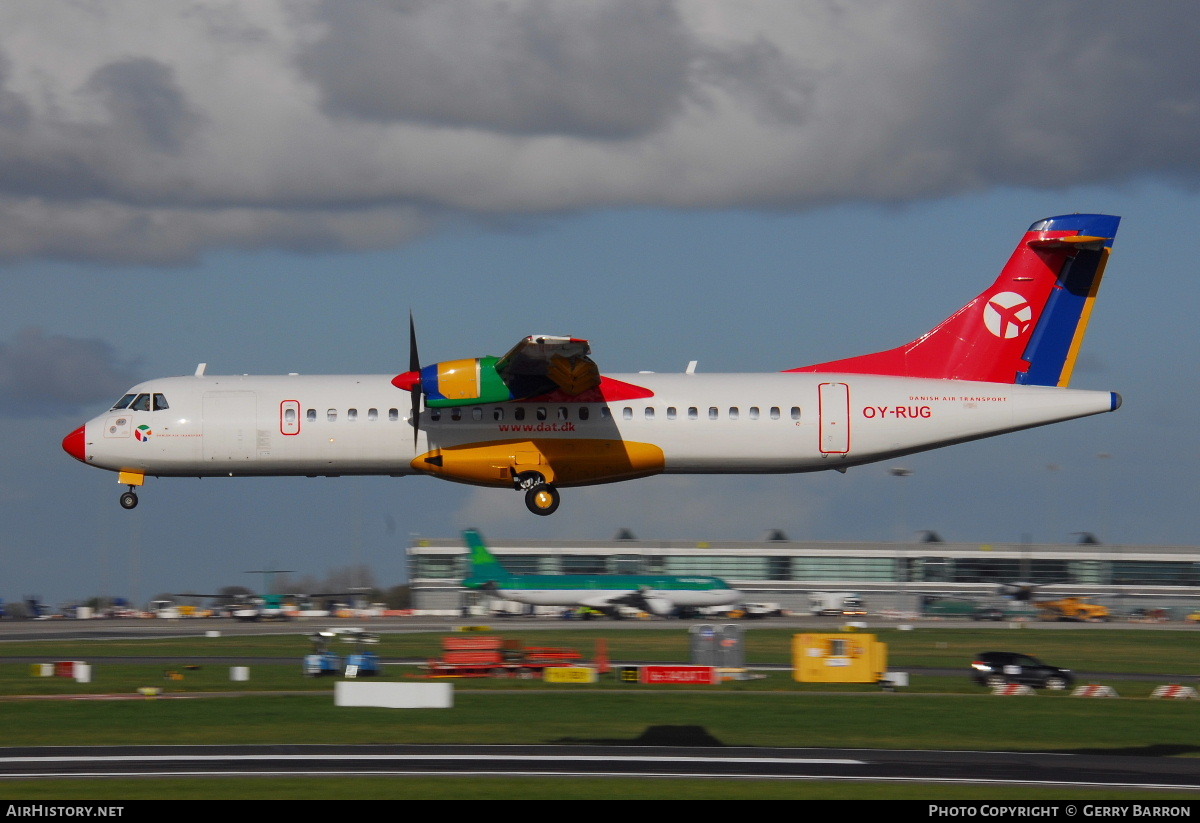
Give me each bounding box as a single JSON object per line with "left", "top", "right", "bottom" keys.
{"left": 4, "top": 1, "right": 1198, "bottom": 606}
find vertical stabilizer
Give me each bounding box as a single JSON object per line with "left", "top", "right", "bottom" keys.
{"left": 463, "top": 529, "right": 511, "bottom": 583}
{"left": 789, "top": 214, "right": 1119, "bottom": 386}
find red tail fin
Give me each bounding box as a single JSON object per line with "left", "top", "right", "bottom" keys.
{"left": 787, "top": 214, "right": 1119, "bottom": 386}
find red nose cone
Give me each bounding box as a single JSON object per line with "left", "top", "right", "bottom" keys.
{"left": 392, "top": 370, "right": 420, "bottom": 391}
{"left": 62, "top": 425, "right": 87, "bottom": 463}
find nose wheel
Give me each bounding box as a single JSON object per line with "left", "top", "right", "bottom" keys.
{"left": 119, "top": 488, "right": 139, "bottom": 510}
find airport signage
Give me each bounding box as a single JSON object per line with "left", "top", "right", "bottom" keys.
{"left": 639, "top": 665, "right": 719, "bottom": 685}
{"left": 543, "top": 666, "right": 598, "bottom": 684}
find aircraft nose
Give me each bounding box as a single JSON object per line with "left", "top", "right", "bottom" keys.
{"left": 62, "top": 425, "right": 87, "bottom": 463}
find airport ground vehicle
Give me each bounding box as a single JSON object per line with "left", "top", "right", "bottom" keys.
{"left": 970, "top": 651, "right": 1073, "bottom": 689}
{"left": 1035, "top": 597, "right": 1110, "bottom": 622}
{"left": 971, "top": 607, "right": 1006, "bottom": 621}
{"left": 340, "top": 628, "right": 381, "bottom": 676}
{"left": 424, "top": 636, "right": 582, "bottom": 678}
{"left": 809, "top": 592, "right": 866, "bottom": 616}
{"left": 303, "top": 631, "right": 341, "bottom": 677}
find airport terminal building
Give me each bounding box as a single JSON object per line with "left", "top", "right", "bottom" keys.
{"left": 407, "top": 532, "right": 1200, "bottom": 616}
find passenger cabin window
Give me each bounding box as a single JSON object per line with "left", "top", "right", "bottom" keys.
{"left": 644, "top": 407, "right": 655, "bottom": 420}
{"left": 368, "top": 408, "right": 378, "bottom": 421}
{"left": 347, "top": 408, "right": 358, "bottom": 422}
{"left": 327, "top": 409, "right": 337, "bottom": 422}
{"left": 728, "top": 407, "right": 739, "bottom": 420}
{"left": 667, "top": 407, "right": 677, "bottom": 420}
{"left": 536, "top": 407, "right": 547, "bottom": 421}
{"left": 688, "top": 407, "right": 698, "bottom": 420}
{"left": 472, "top": 408, "right": 483, "bottom": 421}
{"left": 307, "top": 409, "right": 317, "bottom": 422}
{"left": 770, "top": 407, "right": 780, "bottom": 420}
{"left": 791, "top": 406, "right": 802, "bottom": 420}
{"left": 708, "top": 407, "right": 718, "bottom": 420}
{"left": 749, "top": 406, "right": 759, "bottom": 420}
{"left": 622, "top": 407, "right": 632, "bottom": 421}
{"left": 492, "top": 407, "right": 504, "bottom": 421}
{"left": 515, "top": 408, "right": 526, "bottom": 421}
{"left": 388, "top": 408, "right": 399, "bottom": 421}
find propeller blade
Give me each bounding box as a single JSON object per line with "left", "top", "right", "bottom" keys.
{"left": 408, "top": 310, "right": 420, "bottom": 373}
{"left": 408, "top": 311, "right": 422, "bottom": 447}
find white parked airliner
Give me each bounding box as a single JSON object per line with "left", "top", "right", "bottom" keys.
{"left": 64, "top": 214, "right": 1121, "bottom": 516}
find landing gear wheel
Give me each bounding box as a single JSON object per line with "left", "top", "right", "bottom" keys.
{"left": 524, "top": 484, "right": 560, "bottom": 516}
{"left": 119, "top": 490, "right": 139, "bottom": 510}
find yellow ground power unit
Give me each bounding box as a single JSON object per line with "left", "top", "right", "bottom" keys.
{"left": 792, "top": 633, "right": 888, "bottom": 683}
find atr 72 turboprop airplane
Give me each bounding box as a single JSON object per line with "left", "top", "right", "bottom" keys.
{"left": 461, "top": 529, "right": 742, "bottom": 617}
{"left": 63, "top": 214, "right": 1121, "bottom": 516}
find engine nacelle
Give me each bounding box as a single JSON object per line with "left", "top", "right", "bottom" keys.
{"left": 421, "top": 356, "right": 513, "bottom": 408}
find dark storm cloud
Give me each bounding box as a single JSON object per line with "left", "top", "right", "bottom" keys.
{"left": 0, "top": 328, "right": 139, "bottom": 417}
{"left": 0, "top": 1, "right": 1199, "bottom": 263}
{"left": 297, "top": 0, "right": 693, "bottom": 139}
{"left": 873, "top": 4, "right": 1200, "bottom": 191}
{"left": 84, "top": 57, "right": 202, "bottom": 153}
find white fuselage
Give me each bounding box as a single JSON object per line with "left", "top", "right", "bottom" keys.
{"left": 74, "top": 371, "right": 1119, "bottom": 481}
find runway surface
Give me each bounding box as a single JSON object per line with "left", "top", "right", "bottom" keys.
{"left": 0, "top": 744, "right": 1197, "bottom": 790}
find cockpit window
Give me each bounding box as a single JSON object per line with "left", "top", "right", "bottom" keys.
{"left": 111, "top": 394, "right": 136, "bottom": 410}
{"left": 129, "top": 394, "right": 151, "bottom": 412}
{"left": 152, "top": 394, "right": 169, "bottom": 411}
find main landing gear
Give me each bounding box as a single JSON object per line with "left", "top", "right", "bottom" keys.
{"left": 516, "top": 472, "right": 560, "bottom": 516}
{"left": 119, "top": 487, "right": 139, "bottom": 510}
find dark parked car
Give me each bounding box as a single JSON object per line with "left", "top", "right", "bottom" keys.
{"left": 971, "top": 607, "right": 1006, "bottom": 621}
{"left": 970, "top": 651, "right": 1073, "bottom": 689}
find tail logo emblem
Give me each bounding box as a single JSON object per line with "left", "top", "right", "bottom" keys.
{"left": 984, "top": 292, "right": 1034, "bottom": 339}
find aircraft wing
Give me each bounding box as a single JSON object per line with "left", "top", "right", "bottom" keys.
{"left": 395, "top": 332, "right": 652, "bottom": 407}
{"left": 495, "top": 335, "right": 600, "bottom": 399}
{"left": 581, "top": 588, "right": 674, "bottom": 616}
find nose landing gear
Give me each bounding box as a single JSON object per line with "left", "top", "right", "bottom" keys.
{"left": 117, "top": 471, "right": 145, "bottom": 510}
